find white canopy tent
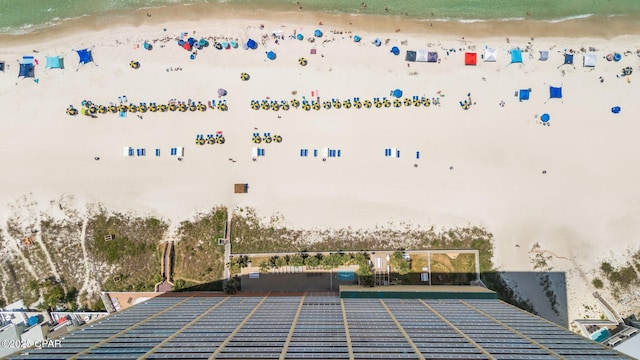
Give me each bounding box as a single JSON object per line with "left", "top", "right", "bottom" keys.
{"left": 415, "top": 49, "right": 428, "bottom": 62}
{"left": 583, "top": 53, "right": 597, "bottom": 67}
{"left": 483, "top": 48, "right": 497, "bottom": 62}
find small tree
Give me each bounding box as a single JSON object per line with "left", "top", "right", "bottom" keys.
{"left": 390, "top": 250, "right": 412, "bottom": 275}
{"left": 305, "top": 256, "right": 319, "bottom": 269}
{"left": 275, "top": 257, "right": 286, "bottom": 269}
{"left": 259, "top": 260, "right": 271, "bottom": 274}
{"left": 289, "top": 254, "right": 304, "bottom": 267}
{"left": 224, "top": 278, "right": 238, "bottom": 294}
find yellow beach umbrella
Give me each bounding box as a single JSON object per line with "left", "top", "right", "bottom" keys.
{"left": 240, "top": 72, "right": 250, "bottom": 81}
{"left": 298, "top": 57, "right": 308, "bottom": 66}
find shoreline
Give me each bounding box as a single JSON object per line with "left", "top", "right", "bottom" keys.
{"left": 2, "top": 3, "right": 640, "bottom": 45}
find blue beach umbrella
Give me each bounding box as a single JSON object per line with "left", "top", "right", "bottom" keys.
{"left": 230, "top": 40, "right": 238, "bottom": 48}
{"left": 613, "top": 53, "right": 621, "bottom": 62}
{"left": 373, "top": 38, "right": 381, "bottom": 47}
{"left": 392, "top": 89, "right": 403, "bottom": 98}
{"left": 391, "top": 46, "right": 400, "bottom": 55}
{"left": 246, "top": 39, "right": 258, "bottom": 50}
{"left": 611, "top": 106, "right": 621, "bottom": 114}
{"left": 221, "top": 41, "right": 228, "bottom": 49}
{"left": 353, "top": 35, "right": 361, "bottom": 43}
{"left": 541, "top": 113, "right": 550, "bottom": 123}
{"left": 314, "top": 29, "right": 323, "bottom": 37}
{"left": 296, "top": 33, "right": 303, "bottom": 40}
{"left": 267, "top": 51, "right": 276, "bottom": 60}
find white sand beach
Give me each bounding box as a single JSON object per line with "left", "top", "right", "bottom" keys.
{"left": 1, "top": 7, "right": 640, "bottom": 323}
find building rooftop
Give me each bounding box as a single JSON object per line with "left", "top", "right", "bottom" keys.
{"left": 8, "top": 292, "right": 631, "bottom": 360}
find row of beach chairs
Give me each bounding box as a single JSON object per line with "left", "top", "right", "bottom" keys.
{"left": 385, "top": 148, "right": 421, "bottom": 159}
{"left": 123, "top": 147, "right": 184, "bottom": 157}
{"left": 299, "top": 148, "right": 342, "bottom": 158}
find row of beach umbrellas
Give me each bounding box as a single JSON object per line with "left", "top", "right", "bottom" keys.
{"left": 195, "top": 134, "right": 225, "bottom": 145}
{"left": 250, "top": 96, "right": 432, "bottom": 111}
{"left": 252, "top": 132, "right": 283, "bottom": 144}
{"left": 66, "top": 100, "right": 228, "bottom": 116}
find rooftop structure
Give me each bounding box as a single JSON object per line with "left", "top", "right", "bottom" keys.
{"left": 8, "top": 290, "right": 630, "bottom": 359}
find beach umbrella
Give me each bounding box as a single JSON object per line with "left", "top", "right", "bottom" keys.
{"left": 312, "top": 101, "right": 320, "bottom": 110}
{"left": 240, "top": 72, "right": 250, "bottom": 81}
{"left": 290, "top": 99, "right": 300, "bottom": 108}
{"left": 541, "top": 113, "right": 550, "bottom": 122}
{"left": 187, "top": 37, "right": 196, "bottom": 46}
{"left": 247, "top": 39, "right": 258, "bottom": 49}
{"left": 298, "top": 57, "right": 308, "bottom": 66}
{"left": 199, "top": 38, "right": 208, "bottom": 47}
{"left": 611, "top": 106, "right": 621, "bottom": 114}
{"left": 143, "top": 42, "right": 152, "bottom": 50}
{"left": 302, "top": 102, "right": 310, "bottom": 111}
{"left": 214, "top": 42, "right": 223, "bottom": 50}
{"left": 392, "top": 89, "right": 403, "bottom": 98}
{"left": 383, "top": 99, "right": 391, "bottom": 108}
{"left": 363, "top": 100, "right": 372, "bottom": 108}
{"left": 314, "top": 29, "right": 323, "bottom": 37}
{"left": 281, "top": 101, "right": 290, "bottom": 110}
{"left": 251, "top": 100, "right": 260, "bottom": 110}
{"left": 264, "top": 134, "right": 272, "bottom": 143}
{"left": 129, "top": 61, "right": 140, "bottom": 69}
{"left": 373, "top": 38, "right": 381, "bottom": 47}
{"left": 422, "top": 97, "right": 431, "bottom": 107}
{"left": 230, "top": 40, "right": 238, "bottom": 48}
{"left": 394, "top": 99, "right": 402, "bottom": 107}
{"left": 404, "top": 98, "right": 412, "bottom": 106}
{"left": 390, "top": 46, "right": 400, "bottom": 55}
{"left": 333, "top": 100, "right": 342, "bottom": 109}
{"left": 218, "top": 88, "right": 228, "bottom": 98}
{"left": 296, "top": 33, "right": 303, "bottom": 40}
{"left": 98, "top": 105, "right": 107, "bottom": 114}
{"left": 343, "top": 99, "right": 352, "bottom": 108}
{"left": 182, "top": 43, "right": 192, "bottom": 51}
{"left": 323, "top": 101, "right": 332, "bottom": 109}
{"left": 267, "top": 51, "right": 277, "bottom": 60}
{"left": 66, "top": 106, "right": 78, "bottom": 116}
{"left": 613, "top": 53, "right": 621, "bottom": 62}
{"left": 274, "top": 135, "right": 283, "bottom": 143}
{"left": 353, "top": 35, "right": 361, "bottom": 43}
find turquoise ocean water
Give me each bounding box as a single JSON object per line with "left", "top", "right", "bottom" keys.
{"left": 1, "top": 0, "right": 640, "bottom": 34}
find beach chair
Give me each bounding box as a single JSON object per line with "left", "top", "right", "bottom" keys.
{"left": 322, "top": 147, "right": 329, "bottom": 158}
{"left": 252, "top": 147, "right": 258, "bottom": 158}
{"left": 136, "top": 149, "right": 141, "bottom": 156}
{"left": 259, "top": 148, "right": 265, "bottom": 157}
{"left": 141, "top": 148, "right": 146, "bottom": 156}
{"left": 396, "top": 150, "right": 401, "bottom": 158}
{"left": 129, "top": 148, "right": 134, "bottom": 157}
{"left": 177, "top": 147, "right": 184, "bottom": 156}
{"left": 416, "top": 151, "right": 420, "bottom": 159}
{"left": 313, "top": 149, "right": 318, "bottom": 157}
{"left": 170, "top": 148, "right": 176, "bottom": 156}
{"left": 337, "top": 150, "right": 341, "bottom": 157}
{"left": 155, "top": 149, "right": 160, "bottom": 157}
{"left": 123, "top": 146, "right": 130, "bottom": 156}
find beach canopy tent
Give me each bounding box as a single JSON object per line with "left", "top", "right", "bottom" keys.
{"left": 0, "top": 61, "right": 5, "bottom": 72}
{"left": 539, "top": 51, "right": 549, "bottom": 61}
{"left": 483, "top": 48, "right": 497, "bottom": 62}
{"left": 405, "top": 51, "right": 417, "bottom": 62}
{"left": 611, "top": 106, "right": 621, "bottom": 114}
{"left": 427, "top": 51, "right": 438, "bottom": 63}
{"left": 314, "top": 29, "right": 323, "bottom": 37}
{"left": 246, "top": 39, "right": 258, "bottom": 50}
{"left": 75, "top": 48, "right": 96, "bottom": 70}
{"left": 541, "top": 113, "right": 550, "bottom": 123}
{"left": 518, "top": 89, "right": 530, "bottom": 101}
{"left": 18, "top": 62, "right": 34, "bottom": 79}
{"left": 583, "top": 53, "right": 596, "bottom": 67}
{"left": 561, "top": 53, "right": 574, "bottom": 66}
{"left": 510, "top": 49, "right": 523, "bottom": 64}
{"left": 390, "top": 46, "right": 400, "bottom": 55}
{"left": 546, "top": 85, "right": 563, "bottom": 103}
{"left": 416, "top": 49, "right": 428, "bottom": 62}
{"left": 266, "top": 51, "right": 276, "bottom": 60}
{"left": 465, "top": 52, "right": 477, "bottom": 65}
{"left": 45, "top": 55, "right": 64, "bottom": 69}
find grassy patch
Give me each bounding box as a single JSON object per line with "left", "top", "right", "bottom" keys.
{"left": 173, "top": 206, "right": 227, "bottom": 286}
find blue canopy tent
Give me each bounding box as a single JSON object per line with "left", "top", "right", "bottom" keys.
{"left": 314, "top": 29, "right": 323, "bottom": 37}
{"left": 546, "top": 85, "right": 563, "bottom": 103}
{"left": 390, "top": 46, "right": 400, "bottom": 55}
{"left": 246, "top": 39, "right": 258, "bottom": 50}
{"left": 0, "top": 61, "right": 4, "bottom": 72}
{"left": 518, "top": 89, "right": 530, "bottom": 102}
{"left": 17, "top": 62, "right": 34, "bottom": 81}
{"left": 75, "top": 48, "right": 96, "bottom": 71}
{"left": 45, "top": 55, "right": 64, "bottom": 70}
{"left": 266, "top": 51, "right": 276, "bottom": 60}
{"left": 509, "top": 49, "right": 523, "bottom": 65}
{"left": 559, "top": 53, "right": 574, "bottom": 68}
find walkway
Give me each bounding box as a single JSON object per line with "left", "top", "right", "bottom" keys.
{"left": 157, "top": 241, "right": 174, "bottom": 292}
